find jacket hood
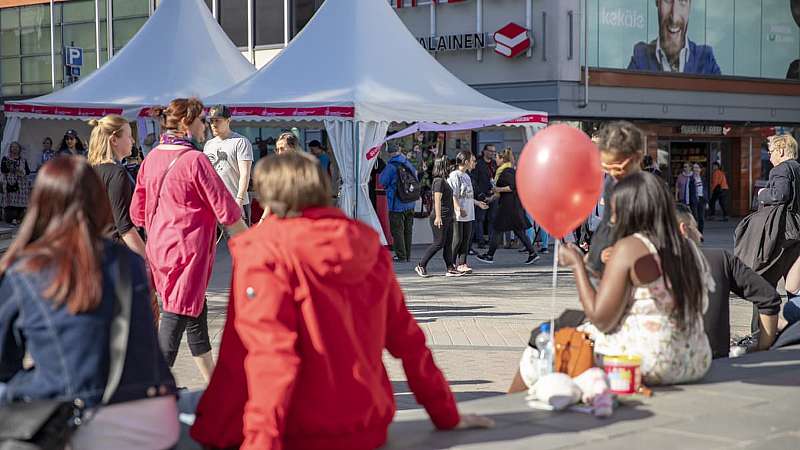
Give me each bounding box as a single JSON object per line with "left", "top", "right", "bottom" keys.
{"left": 263, "top": 207, "right": 381, "bottom": 285}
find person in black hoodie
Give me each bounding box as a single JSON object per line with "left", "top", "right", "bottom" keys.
{"left": 472, "top": 145, "right": 497, "bottom": 249}
{"left": 675, "top": 204, "right": 780, "bottom": 358}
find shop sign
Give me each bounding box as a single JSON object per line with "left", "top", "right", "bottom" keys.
{"left": 418, "top": 33, "right": 487, "bottom": 52}
{"left": 680, "top": 125, "right": 724, "bottom": 135}
{"left": 494, "top": 23, "right": 531, "bottom": 58}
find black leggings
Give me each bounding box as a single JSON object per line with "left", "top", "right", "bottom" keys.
{"left": 452, "top": 221, "right": 473, "bottom": 266}
{"left": 419, "top": 217, "right": 454, "bottom": 269}
{"left": 487, "top": 229, "right": 535, "bottom": 256}
{"left": 159, "top": 302, "right": 211, "bottom": 367}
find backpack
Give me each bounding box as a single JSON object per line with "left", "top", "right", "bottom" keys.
{"left": 390, "top": 161, "right": 421, "bottom": 203}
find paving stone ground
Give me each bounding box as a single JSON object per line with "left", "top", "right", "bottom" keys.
{"left": 173, "top": 219, "right": 761, "bottom": 398}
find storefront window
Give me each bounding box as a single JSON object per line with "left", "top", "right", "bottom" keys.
{"left": 254, "top": 0, "right": 285, "bottom": 45}
{"left": 20, "top": 4, "right": 53, "bottom": 28}
{"left": 293, "top": 0, "right": 323, "bottom": 37}
{"left": 0, "top": 8, "right": 19, "bottom": 31}
{"left": 21, "top": 55, "right": 53, "bottom": 84}
{"left": 1, "top": 29, "right": 20, "bottom": 57}
{"left": 112, "top": 0, "right": 149, "bottom": 18}
{"left": 113, "top": 17, "right": 146, "bottom": 50}
{"left": 1, "top": 57, "right": 20, "bottom": 84}
{"left": 21, "top": 27, "right": 58, "bottom": 55}
{"left": 62, "top": 0, "right": 96, "bottom": 23}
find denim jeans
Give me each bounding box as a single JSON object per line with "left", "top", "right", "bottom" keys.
{"left": 785, "top": 293, "right": 800, "bottom": 325}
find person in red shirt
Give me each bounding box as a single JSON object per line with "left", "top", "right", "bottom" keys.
{"left": 191, "top": 152, "right": 493, "bottom": 450}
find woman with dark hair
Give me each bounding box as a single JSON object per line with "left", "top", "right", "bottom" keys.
{"left": 416, "top": 157, "right": 462, "bottom": 277}
{"left": 131, "top": 98, "right": 247, "bottom": 382}
{"left": 58, "top": 129, "right": 87, "bottom": 156}
{"left": 39, "top": 137, "right": 56, "bottom": 168}
{"left": 0, "top": 156, "right": 178, "bottom": 449}
{"left": 559, "top": 171, "right": 712, "bottom": 385}
{"left": 448, "top": 150, "right": 489, "bottom": 274}
{"left": 1, "top": 141, "right": 32, "bottom": 225}
{"left": 476, "top": 149, "right": 539, "bottom": 265}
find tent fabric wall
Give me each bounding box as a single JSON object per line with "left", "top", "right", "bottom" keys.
{"left": 356, "top": 121, "right": 389, "bottom": 244}
{"left": 325, "top": 120, "right": 356, "bottom": 217}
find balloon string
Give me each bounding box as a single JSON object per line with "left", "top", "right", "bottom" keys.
{"left": 551, "top": 239, "right": 560, "bottom": 343}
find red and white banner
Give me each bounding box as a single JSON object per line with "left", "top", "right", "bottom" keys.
{"left": 138, "top": 105, "right": 355, "bottom": 119}
{"left": 395, "top": 0, "right": 464, "bottom": 7}
{"left": 2, "top": 103, "right": 123, "bottom": 118}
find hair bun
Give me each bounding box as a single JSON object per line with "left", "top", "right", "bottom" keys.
{"left": 87, "top": 119, "right": 99, "bottom": 127}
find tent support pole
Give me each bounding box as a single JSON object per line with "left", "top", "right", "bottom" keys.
{"left": 95, "top": 0, "right": 101, "bottom": 69}
{"left": 284, "top": 0, "right": 290, "bottom": 47}
{"left": 50, "top": 0, "right": 55, "bottom": 88}
{"left": 353, "top": 121, "right": 360, "bottom": 218}
{"left": 212, "top": 0, "right": 218, "bottom": 19}
{"left": 247, "top": 0, "right": 254, "bottom": 64}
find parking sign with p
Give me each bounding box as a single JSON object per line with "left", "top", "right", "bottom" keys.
{"left": 65, "top": 47, "right": 83, "bottom": 67}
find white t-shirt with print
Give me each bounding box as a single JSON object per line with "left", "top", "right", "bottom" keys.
{"left": 447, "top": 169, "right": 476, "bottom": 222}
{"left": 203, "top": 132, "right": 254, "bottom": 205}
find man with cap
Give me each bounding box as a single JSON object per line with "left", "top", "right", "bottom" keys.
{"left": 308, "top": 139, "right": 331, "bottom": 177}
{"left": 203, "top": 105, "right": 254, "bottom": 224}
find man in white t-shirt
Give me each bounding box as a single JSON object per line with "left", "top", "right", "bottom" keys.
{"left": 203, "top": 104, "right": 254, "bottom": 224}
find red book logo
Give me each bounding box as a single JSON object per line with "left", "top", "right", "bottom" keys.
{"left": 494, "top": 23, "right": 530, "bottom": 59}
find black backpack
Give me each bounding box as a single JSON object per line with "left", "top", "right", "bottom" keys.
{"left": 390, "top": 161, "right": 421, "bottom": 203}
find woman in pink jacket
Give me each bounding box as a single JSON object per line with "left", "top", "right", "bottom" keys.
{"left": 130, "top": 98, "right": 246, "bottom": 382}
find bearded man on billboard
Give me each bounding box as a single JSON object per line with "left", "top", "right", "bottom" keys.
{"left": 628, "top": 0, "right": 721, "bottom": 75}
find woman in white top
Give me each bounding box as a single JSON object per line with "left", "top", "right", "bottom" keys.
{"left": 447, "top": 150, "right": 488, "bottom": 274}
{"left": 559, "top": 171, "right": 712, "bottom": 385}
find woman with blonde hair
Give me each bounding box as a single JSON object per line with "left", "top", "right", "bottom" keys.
{"left": 276, "top": 132, "right": 302, "bottom": 154}
{"left": 476, "top": 148, "right": 539, "bottom": 265}
{"left": 88, "top": 114, "right": 145, "bottom": 257}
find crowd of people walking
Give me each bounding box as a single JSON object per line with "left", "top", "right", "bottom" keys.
{"left": 0, "top": 98, "right": 799, "bottom": 449}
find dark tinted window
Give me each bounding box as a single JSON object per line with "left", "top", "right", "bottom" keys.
{"left": 219, "top": 0, "right": 247, "bottom": 47}
{"left": 254, "top": 0, "right": 284, "bottom": 46}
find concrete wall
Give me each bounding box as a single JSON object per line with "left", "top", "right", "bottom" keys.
{"left": 394, "top": 0, "right": 581, "bottom": 85}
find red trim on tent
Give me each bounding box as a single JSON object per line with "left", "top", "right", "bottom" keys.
{"left": 139, "top": 105, "right": 357, "bottom": 119}
{"left": 3, "top": 103, "right": 123, "bottom": 117}
{"left": 504, "top": 114, "right": 549, "bottom": 124}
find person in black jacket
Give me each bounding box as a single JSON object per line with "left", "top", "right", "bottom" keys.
{"left": 675, "top": 204, "right": 780, "bottom": 358}
{"left": 472, "top": 145, "right": 497, "bottom": 249}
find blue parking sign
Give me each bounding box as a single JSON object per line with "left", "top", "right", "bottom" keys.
{"left": 65, "top": 47, "right": 83, "bottom": 66}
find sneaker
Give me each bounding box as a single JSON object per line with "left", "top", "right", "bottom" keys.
{"left": 414, "top": 265, "right": 430, "bottom": 278}
{"left": 457, "top": 264, "right": 473, "bottom": 274}
{"left": 445, "top": 269, "right": 464, "bottom": 277}
{"left": 525, "top": 253, "right": 541, "bottom": 265}
{"left": 475, "top": 254, "right": 494, "bottom": 264}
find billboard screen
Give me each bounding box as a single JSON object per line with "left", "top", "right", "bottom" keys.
{"left": 587, "top": 0, "right": 800, "bottom": 80}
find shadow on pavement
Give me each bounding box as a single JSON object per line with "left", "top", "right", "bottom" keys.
{"left": 385, "top": 406, "right": 655, "bottom": 449}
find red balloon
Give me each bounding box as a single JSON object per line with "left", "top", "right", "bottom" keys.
{"left": 516, "top": 124, "right": 604, "bottom": 239}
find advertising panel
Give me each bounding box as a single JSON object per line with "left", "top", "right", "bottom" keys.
{"left": 587, "top": 0, "right": 800, "bottom": 80}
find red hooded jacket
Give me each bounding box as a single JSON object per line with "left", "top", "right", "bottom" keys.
{"left": 190, "top": 207, "right": 459, "bottom": 450}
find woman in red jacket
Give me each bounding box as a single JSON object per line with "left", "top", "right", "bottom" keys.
{"left": 191, "top": 152, "right": 492, "bottom": 450}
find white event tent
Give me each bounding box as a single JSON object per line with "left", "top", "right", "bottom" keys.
{"left": 204, "top": 0, "right": 548, "bottom": 241}
{"left": 0, "top": 0, "right": 255, "bottom": 164}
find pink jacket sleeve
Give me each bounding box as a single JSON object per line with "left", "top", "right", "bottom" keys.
{"left": 192, "top": 155, "right": 242, "bottom": 226}
{"left": 130, "top": 160, "right": 147, "bottom": 228}
{"left": 383, "top": 251, "right": 460, "bottom": 430}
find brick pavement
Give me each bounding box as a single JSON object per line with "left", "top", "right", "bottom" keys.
{"left": 172, "top": 219, "right": 760, "bottom": 401}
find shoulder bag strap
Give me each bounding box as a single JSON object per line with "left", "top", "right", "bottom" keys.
{"left": 148, "top": 150, "right": 190, "bottom": 229}
{"left": 102, "top": 246, "right": 133, "bottom": 405}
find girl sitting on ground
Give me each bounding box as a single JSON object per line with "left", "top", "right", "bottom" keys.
{"left": 191, "top": 151, "right": 493, "bottom": 450}
{"left": 560, "top": 171, "right": 712, "bottom": 386}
